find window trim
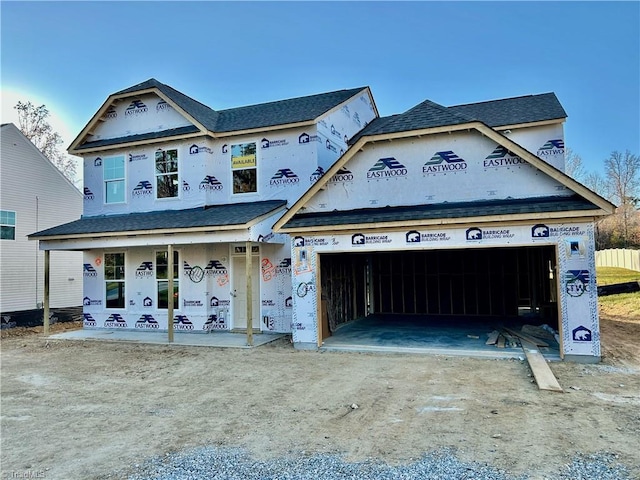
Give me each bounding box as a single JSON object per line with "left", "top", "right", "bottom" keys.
{"left": 103, "top": 155, "right": 126, "bottom": 205}
{"left": 104, "top": 252, "right": 126, "bottom": 309}
{"left": 230, "top": 142, "right": 258, "bottom": 196}
{"left": 156, "top": 249, "right": 180, "bottom": 310}
{"left": 0, "top": 210, "right": 16, "bottom": 240}
{"left": 155, "top": 148, "right": 180, "bottom": 200}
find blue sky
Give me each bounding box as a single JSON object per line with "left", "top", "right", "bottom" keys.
{"left": 1, "top": 1, "right": 638, "bottom": 179}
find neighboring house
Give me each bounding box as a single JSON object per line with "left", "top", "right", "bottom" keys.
{"left": 1, "top": 123, "right": 83, "bottom": 323}
{"left": 29, "top": 79, "right": 614, "bottom": 362}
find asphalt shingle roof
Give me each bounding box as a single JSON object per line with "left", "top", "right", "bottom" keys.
{"left": 76, "top": 126, "right": 200, "bottom": 150}
{"left": 114, "top": 78, "right": 366, "bottom": 134}
{"left": 281, "top": 196, "right": 597, "bottom": 230}
{"left": 29, "top": 200, "right": 287, "bottom": 238}
{"left": 448, "top": 93, "right": 567, "bottom": 127}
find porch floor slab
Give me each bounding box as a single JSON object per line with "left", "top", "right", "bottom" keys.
{"left": 320, "top": 314, "right": 561, "bottom": 360}
{"left": 47, "top": 329, "right": 288, "bottom": 348}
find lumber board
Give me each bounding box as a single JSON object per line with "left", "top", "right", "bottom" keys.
{"left": 486, "top": 330, "right": 500, "bottom": 345}
{"left": 503, "top": 327, "right": 549, "bottom": 347}
{"left": 496, "top": 334, "right": 506, "bottom": 348}
{"left": 521, "top": 340, "right": 563, "bottom": 392}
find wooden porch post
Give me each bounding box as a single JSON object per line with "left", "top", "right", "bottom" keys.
{"left": 168, "top": 244, "right": 174, "bottom": 343}
{"left": 43, "top": 249, "right": 50, "bottom": 336}
{"left": 246, "top": 241, "right": 253, "bottom": 346}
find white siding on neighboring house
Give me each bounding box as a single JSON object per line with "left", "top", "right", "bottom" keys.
{"left": 0, "top": 123, "right": 83, "bottom": 312}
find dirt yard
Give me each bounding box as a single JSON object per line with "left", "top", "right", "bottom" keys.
{"left": 1, "top": 314, "right": 639, "bottom": 480}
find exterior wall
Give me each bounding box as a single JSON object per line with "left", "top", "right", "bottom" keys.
{"left": 305, "top": 129, "right": 569, "bottom": 214}
{"left": 507, "top": 123, "right": 565, "bottom": 172}
{"left": 81, "top": 242, "right": 292, "bottom": 334}
{"left": 290, "top": 221, "right": 600, "bottom": 359}
{"left": 0, "top": 124, "right": 83, "bottom": 312}
{"left": 82, "top": 126, "right": 326, "bottom": 216}
{"left": 91, "top": 93, "right": 192, "bottom": 141}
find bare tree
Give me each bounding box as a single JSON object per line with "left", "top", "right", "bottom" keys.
{"left": 604, "top": 150, "right": 640, "bottom": 247}
{"left": 564, "top": 148, "right": 586, "bottom": 182}
{"left": 14, "top": 101, "right": 77, "bottom": 181}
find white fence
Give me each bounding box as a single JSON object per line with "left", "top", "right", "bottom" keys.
{"left": 596, "top": 249, "right": 640, "bottom": 272}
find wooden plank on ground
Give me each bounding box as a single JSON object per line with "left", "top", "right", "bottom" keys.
{"left": 521, "top": 340, "right": 563, "bottom": 392}
{"left": 496, "top": 334, "right": 506, "bottom": 348}
{"left": 486, "top": 330, "right": 500, "bottom": 345}
{"left": 503, "top": 327, "right": 549, "bottom": 347}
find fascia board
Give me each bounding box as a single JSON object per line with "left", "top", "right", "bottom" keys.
{"left": 279, "top": 209, "right": 608, "bottom": 235}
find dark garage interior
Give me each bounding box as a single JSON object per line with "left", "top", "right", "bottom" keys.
{"left": 319, "top": 246, "right": 560, "bottom": 354}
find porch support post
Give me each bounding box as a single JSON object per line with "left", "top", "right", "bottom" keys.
{"left": 246, "top": 241, "right": 253, "bottom": 346}
{"left": 43, "top": 249, "right": 50, "bottom": 336}
{"left": 168, "top": 244, "right": 174, "bottom": 343}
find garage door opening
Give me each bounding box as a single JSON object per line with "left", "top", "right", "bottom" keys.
{"left": 319, "top": 246, "right": 559, "bottom": 354}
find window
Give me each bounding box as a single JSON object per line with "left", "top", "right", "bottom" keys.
{"left": 231, "top": 143, "right": 257, "bottom": 194}
{"left": 103, "top": 156, "right": 126, "bottom": 203}
{"left": 155, "top": 149, "right": 179, "bottom": 198}
{"left": 0, "top": 211, "right": 16, "bottom": 240}
{"left": 104, "top": 253, "right": 125, "bottom": 308}
{"left": 156, "top": 250, "right": 179, "bottom": 309}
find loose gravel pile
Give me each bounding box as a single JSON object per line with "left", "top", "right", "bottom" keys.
{"left": 125, "top": 447, "right": 631, "bottom": 480}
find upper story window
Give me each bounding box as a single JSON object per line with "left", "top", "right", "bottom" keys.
{"left": 231, "top": 143, "right": 257, "bottom": 194}
{"left": 155, "top": 149, "right": 179, "bottom": 199}
{"left": 0, "top": 210, "right": 16, "bottom": 240}
{"left": 104, "top": 156, "right": 126, "bottom": 204}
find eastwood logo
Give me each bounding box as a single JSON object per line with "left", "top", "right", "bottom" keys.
{"left": 156, "top": 100, "right": 172, "bottom": 112}
{"left": 406, "top": 230, "right": 451, "bottom": 243}
{"left": 565, "top": 270, "right": 590, "bottom": 297}
{"left": 276, "top": 258, "right": 292, "bottom": 275}
{"left": 199, "top": 175, "right": 223, "bottom": 191}
{"left": 484, "top": 146, "right": 526, "bottom": 168}
{"left": 538, "top": 139, "right": 565, "bottom": 156}
{"left": 572, "top": 325, "right": 592, "bottom": 342}
{"left": 353, "top": 112, "right": 361, "bottom": 127}
{"left": 125, "top": 99, "right": 148, "bottom": 116}
{"left": 136, "top": 315, "right": 159, "bottom": 329}
{"left": 341, "top": 105, "right": 351, "bottom": 117}
{"left": 135, "top": 261, "right": 154, "bottom": 278}
{"left": 173, "top": 315, "right": 194, "bottom": 330}
{"left": 270, "top": 169, "right": 300, "bottom": 185}
{"left": 204, "top": 314, "right": 226, "bottom": 330}
{"left": 531, "top": 224, "right": 550, "bottom": 238}
{"left": 83, "top": 296, "right": 102, "bottom": 306}
{"left": 423, "top": 151, "right": 467, "bottom": 174}
{"left": 105, "top": 314, "right": 127, "bottom": 328}
{"left": 205, "top": 260, "right": 228, "bottom": 276}
{"left": 352, "top": 233, "right": 392, "bottom": 245}
{"left": 84, "top": 187, "right": 94, "bottom": 200}
{"left": 129, "top": 153, "right": 148, "bottom": 162}
{"left": 83, "top": 264, "right": 98, "bottom": 277}
{"left": 329, "top": 167, "right": 354, "bottom": 183}
{"left": 310, "top": 166, "right": 324, "bottom": 183}
{"left": 103, "top": 106, "right": 117, "bottom": 119}
{"left": 367, "top": 158, "right": 408, "bottom": 179}
{"left": 189, "top": 144, "right": 213, "bottom": 155}
{"left": 83, "top": 313, "right": 96, "bottom": 327}
{"left": 261, "top": 138, "right": 288, "bottom": 149}
{"left": 132, "top": 181, "right": 153, "bottom": 196}
{"left": 143, "top": 296, "right": 153, "bottom": 307}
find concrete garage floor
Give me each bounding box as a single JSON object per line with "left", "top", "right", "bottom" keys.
{"left": 320, "top": 314, "right": 561, "bottom": 360}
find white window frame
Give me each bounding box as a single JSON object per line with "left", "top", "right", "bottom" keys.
{"left": 155, "top": 148, "right": 180, "bottom": 200}
{"left": 0, "top": 210, "right": 16, "bottom": 240}
{"left": 231, "top": 142, "right": 258, "bottom": 196}
{"left": 156, "top": 249, "right": 180, "bottom": 309}
{"left": 104, "top": 252, "right": 126, "bottom": 309}
{"left": 103, "top": 155, "right": 126, "bottom": 204}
